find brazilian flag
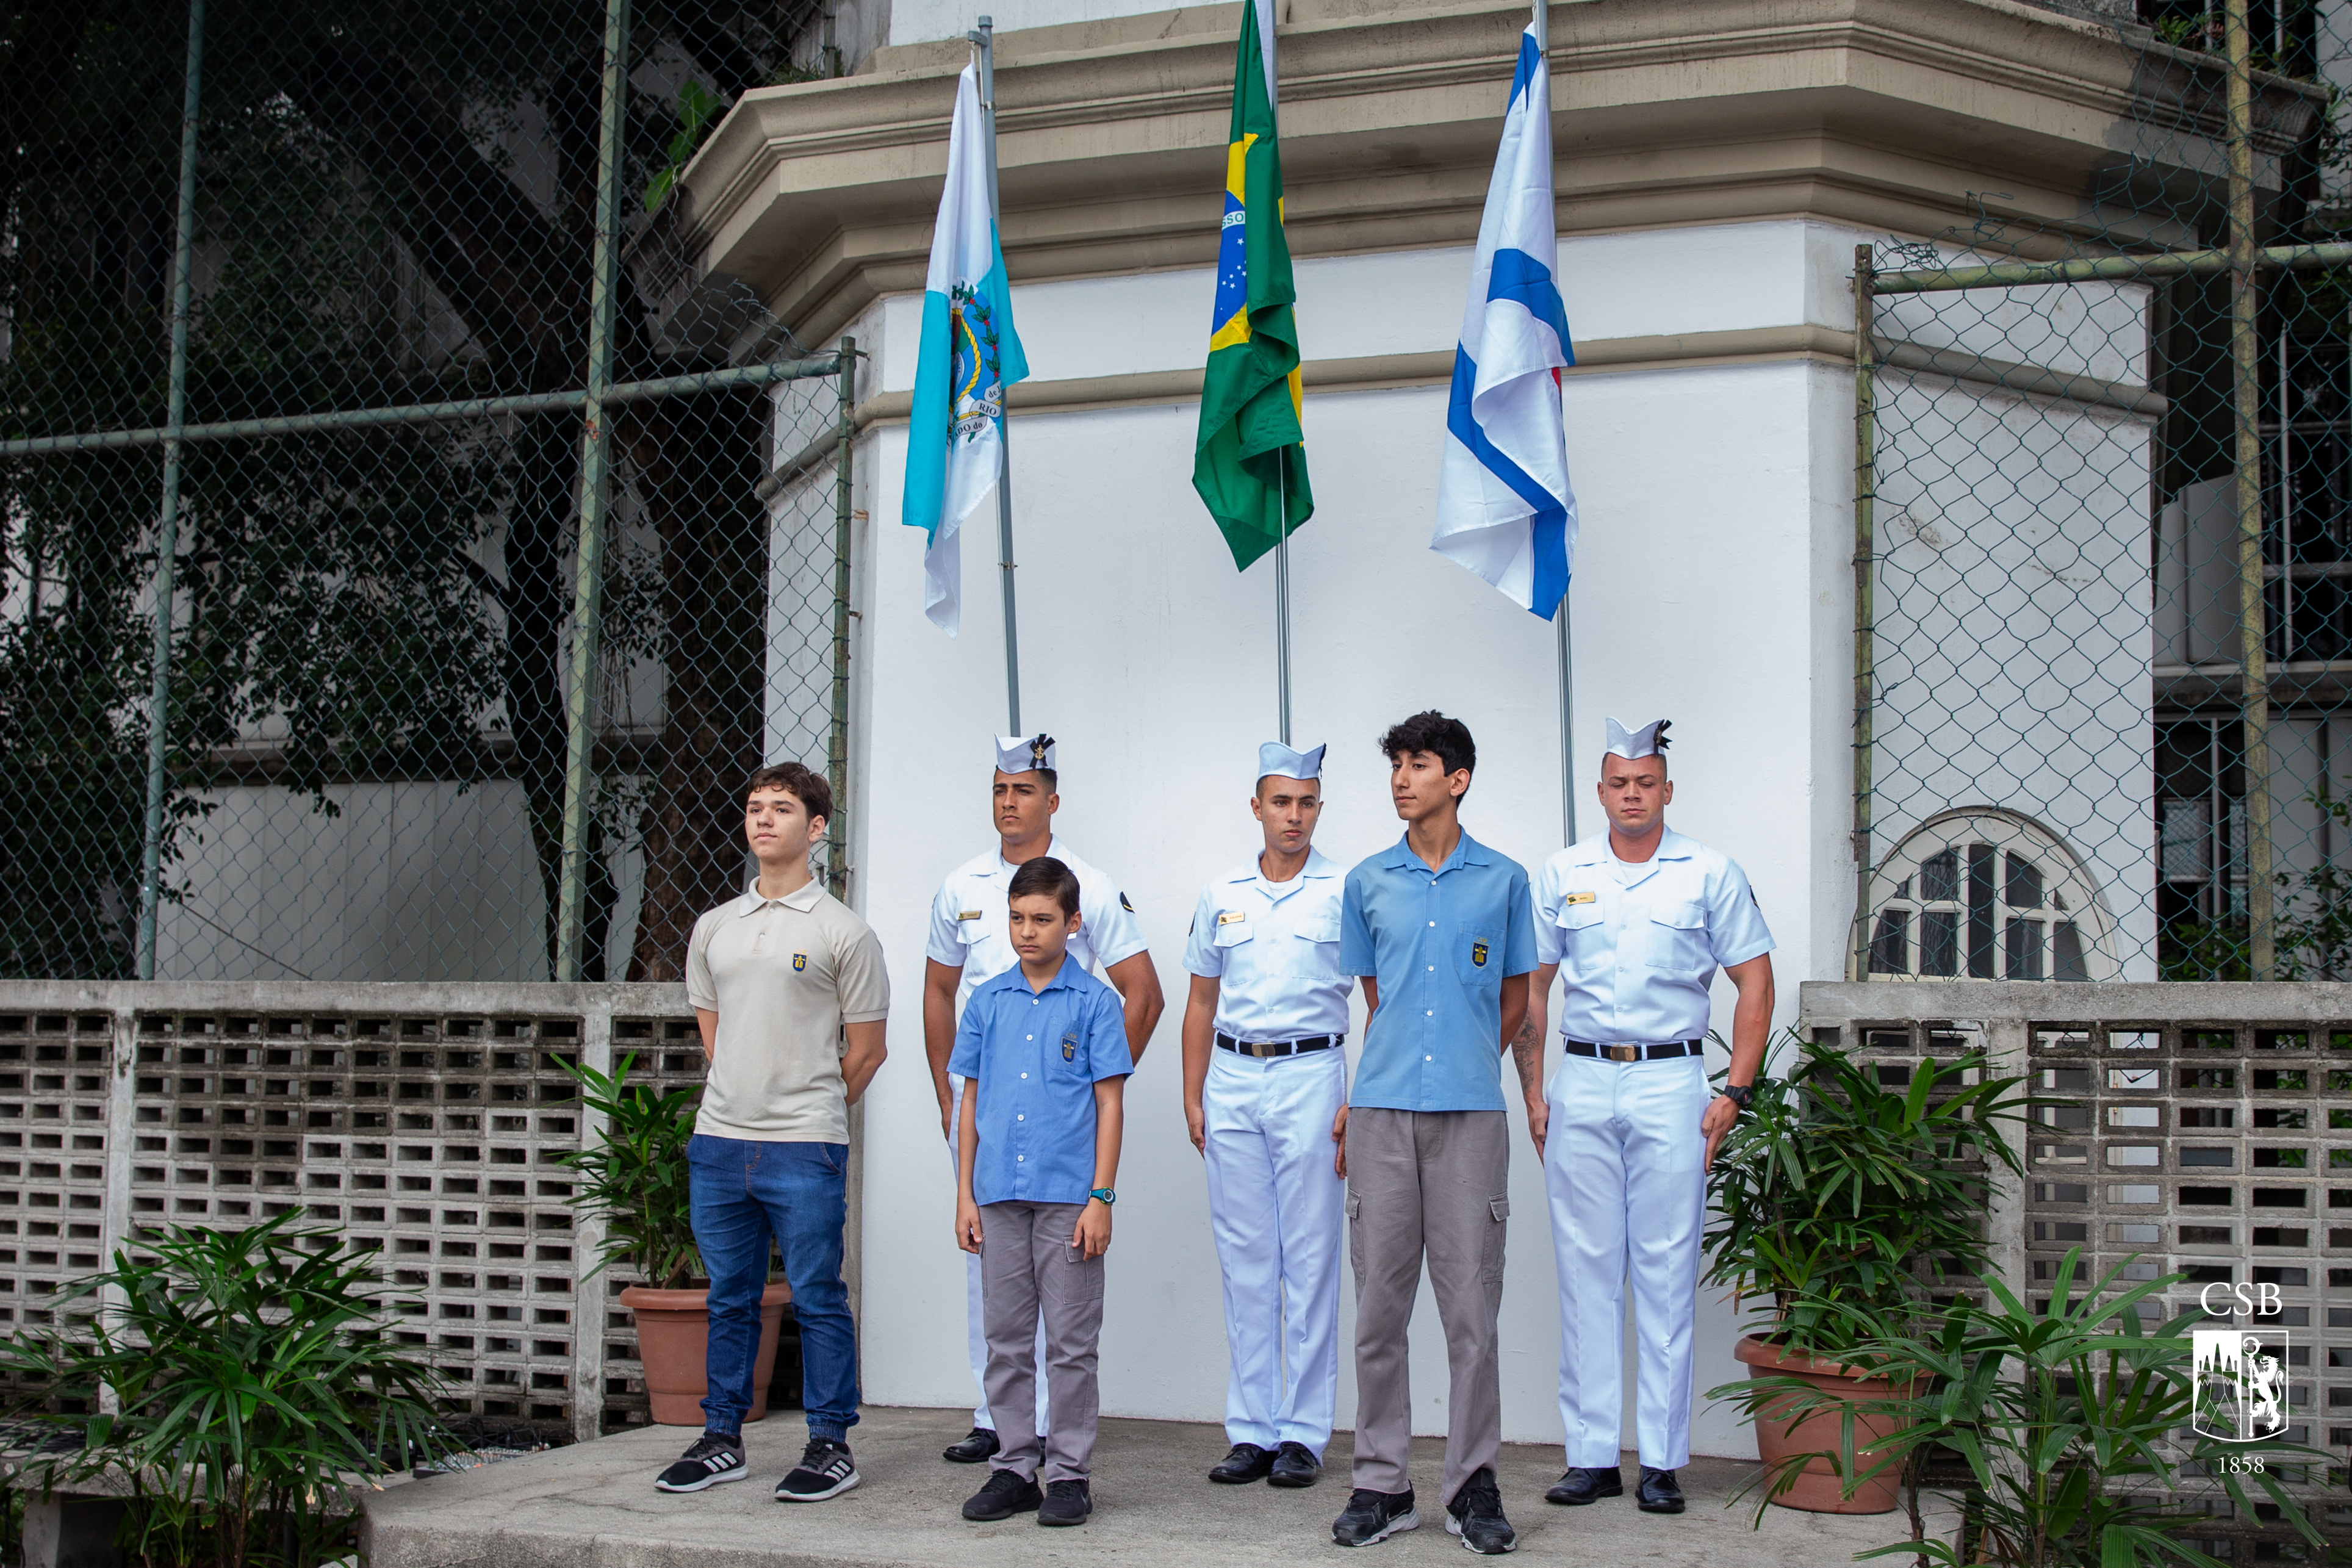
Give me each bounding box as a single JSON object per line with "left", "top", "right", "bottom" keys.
{"left": 1192, "top": 0, "right": 1312, "bottom": 570}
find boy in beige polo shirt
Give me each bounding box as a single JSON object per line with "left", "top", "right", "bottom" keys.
{"left": 652, "top": 763, "right": 890, "bottom": 1503}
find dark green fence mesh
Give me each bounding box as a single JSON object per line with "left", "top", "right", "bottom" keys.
{"left": 0, "top": 0, "right": 855, "bottom": 983}
{"left": 1858, "top": 1, "right": 2352, "bottom": 986}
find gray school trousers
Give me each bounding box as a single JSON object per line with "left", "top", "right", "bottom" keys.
{"left": 980, "top": 1199, "right": 1105, "bottom": 1484}
{"left": 1345, "top": 1107, "right": 1509, "bottom": 1506}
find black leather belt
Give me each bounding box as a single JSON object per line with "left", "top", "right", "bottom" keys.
{"left": 1217, "top": 1032, "right": 1342, "bottom": 1059}
{"left": 1564, "top": 1039, "right": 1703, "bottom": 1063}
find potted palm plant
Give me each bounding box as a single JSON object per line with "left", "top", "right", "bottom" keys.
{"left": 563, "top": 1053, "right": 790, "bottom": 1425}
{"left": 1702, "top": 1032, "right": 2034, "bottom": 1512}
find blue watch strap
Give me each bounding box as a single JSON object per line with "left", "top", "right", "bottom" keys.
{"left": 1089, "top": 1187, "right": 1115, "bottom": 1206}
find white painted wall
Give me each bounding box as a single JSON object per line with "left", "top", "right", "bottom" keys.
{"left": 848, "top": 220, "right": 1882, "bottom": 1459}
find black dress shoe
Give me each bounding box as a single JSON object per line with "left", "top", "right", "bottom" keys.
{"left": 1544, "top": 1466, "right": 1624, "bottom": 1506}
{"left": 1268, "top": 1441, "right": 1322, "bottom": 1488}
{"left": 1037, "top": 1478, "right": 1093, "bottom": 1526}
{"left": 962, "top": 1467, "right": 1043, "bottom": 1520}
{"left": 1635, "top": 1466, "right": 1685, "bottom": 1514}
{"left": 1209, "top": 1442, "right": 1276, "bottom": 1483}
{"left": 943, "top": 1426, "right": 1001, "bottom": 1464}
{"left": 1445, "top": 1467, "right": 1517, "bottom": 1555}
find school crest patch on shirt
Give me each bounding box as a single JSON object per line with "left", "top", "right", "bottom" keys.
{"left": 1471, "top": 940, "right": 1489, "bottom": 968}
{"left": 1060, "top": 1029, "right": 1078, "bottom": 1062}
{"left": 792, "top": 952, "right": 808, "bottom": 972}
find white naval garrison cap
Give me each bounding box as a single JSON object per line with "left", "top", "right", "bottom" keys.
{"left": 994, "top": 733, "right": 1057, "bottom": 774}
{"left": 1604, "top": 717, "right": 1672, "bottom": 759}
{"left": 1256, "top": 741, "right": 1326, "bottom": 782}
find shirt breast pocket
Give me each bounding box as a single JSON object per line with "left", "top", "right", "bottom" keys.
{"left": 1455, "top": 921, "right": 1501, "bottom": 986}
{"left": 1647, "top": 900, "right": 1711, "bottom": 977}
{"left": 1212, "top": 918, "right": 1254, "bottom": 951}
{"left": 1288, "top": 912, "right": 1343, "bottom": 981}
{"left": 1555, "top": 900, "right": 1606, "bottom": 976}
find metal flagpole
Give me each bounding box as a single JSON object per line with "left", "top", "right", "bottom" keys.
{"left": 1264, "top": 6, "right": 1290, "bottom": 747}
{"left": 973, "top": 16, "right": 1022, "bottom": 733}
{"left": 1532, "top": 0, "right": 1573, "bottom": 845}
{"left": 1276, "top": 453, "right": 1292, "bottom": 744}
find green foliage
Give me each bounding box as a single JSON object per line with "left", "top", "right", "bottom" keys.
{"left": 0, "top": 1212, "right": 451, "bottom": 1567}
{"left": 643, "top": 79, "right": 724, "bottom": 213}
{"left": 1708, "top": 1253, "right": 2326, "bottom": 1568}
{"left": 1702, "top": 1033, "right": 2036, "bottom": 1359}
{"left": 559, "top": 1051, "right": 701, "bottom": 1289}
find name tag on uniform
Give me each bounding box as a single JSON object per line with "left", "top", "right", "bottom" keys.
{"left": 1562, "top": 891, "right": 1597, "bottom": 906}
{"left": 1217, "top": 910, "right": 1246, "bottom": 926}
{"left": 957, "top": 910, "right": 984, "bottom": 921}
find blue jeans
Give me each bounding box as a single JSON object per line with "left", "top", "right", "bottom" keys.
{"left": 686, "top": 1134, "right": 859, "bottom": 1440}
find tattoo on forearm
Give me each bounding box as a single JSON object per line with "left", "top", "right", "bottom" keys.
{"left": 1510, "top": 1015, "right": 1543, "bottom": 1098}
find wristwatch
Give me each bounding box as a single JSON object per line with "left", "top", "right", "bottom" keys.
{"left": 1090, "top": 1188, "right": 1117, "bottom": 1206}
{"left": 1719, "top": 1083, "right": 1754, "bottom": 1112}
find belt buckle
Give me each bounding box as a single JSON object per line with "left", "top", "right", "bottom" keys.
{"left": 1607, "top": 1045, "right": 1639, "bottom": 1063}
{"left": 1248, "top": 1040, "right": 1280, "bottom": 1059}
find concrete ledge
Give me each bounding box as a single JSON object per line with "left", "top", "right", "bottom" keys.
{"left": 1799, "top": 978, "right": 2352, "bottom": 1026}
{"left": 362, "top": 1406, "right": 1918, "bottom": 1568}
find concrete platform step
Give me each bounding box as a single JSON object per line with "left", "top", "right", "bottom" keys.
{"left": 361, "top": 1406, "right": 1913, "bottom": 1568}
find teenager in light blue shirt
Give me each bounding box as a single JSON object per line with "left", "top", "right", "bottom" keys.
{"left": 950, "top": 857, "right": 1132, "bottom": 1530}
{"left": 1330, "top": 711, "right": 1533, "bottom": 1556}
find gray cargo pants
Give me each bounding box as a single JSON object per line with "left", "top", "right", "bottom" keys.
{"left": 1345, "top": 1107, "right": 1509, "bottom": 1506}
{"left": 979, "top": 1199, "right": 1105, "bottom": 1484}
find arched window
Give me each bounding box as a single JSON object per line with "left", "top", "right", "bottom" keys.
{"left": 1855, "top": 810, "right": 2118, "bottom": 982}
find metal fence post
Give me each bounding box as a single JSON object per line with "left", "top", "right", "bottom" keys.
{"left": 133, "top": 0, "right": 209, "bottom": 982}
{"left": 1852, "top": 243, "right": 1878, "bottom": 980}
{"left": 827, "top": 339, "right": 857, "bottom": 898}
{"left": 2226, "top": 0, "right": 2277, "bottom": 979}
{"left": 555, "top": 0, "right": 634, "bottom": 982}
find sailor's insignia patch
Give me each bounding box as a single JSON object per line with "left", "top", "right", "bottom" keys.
{"left": 1120, "top": 892, "right": 1135, "bottom": 913}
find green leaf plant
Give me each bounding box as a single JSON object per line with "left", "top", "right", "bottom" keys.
{"left": 1707, "top": 1252, "right": 2328, "bottom": 1568}
{"left": 0, "top": 1212, "right": 451, "bottom": 1568}
{"left": 1703, "top": 1031, "right": 2039, "bottom": 1361}
{"left": 558, "top": 1052, "right": 702, "bottom": 1290}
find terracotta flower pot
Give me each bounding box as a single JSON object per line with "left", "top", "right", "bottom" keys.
{"left": 1733, "top": 1333, "right": 1913, "bottom": 1514}
{"left": 619, "top": 1281, "right": 793, "bottom": 1426}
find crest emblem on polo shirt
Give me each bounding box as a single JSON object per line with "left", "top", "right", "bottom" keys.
{"left": 1060, "top": 1029, "right": 1078, "bottom": 1062}
{"left": 1471, "top": 940, "right": 1489, "bottom": 968}
{"left": 792, "top": 952, "right": 808, "bottom": 972}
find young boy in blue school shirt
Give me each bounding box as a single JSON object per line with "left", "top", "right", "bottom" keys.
{"left": 951, "top": 856, "right": 1132, "bottom": 1528}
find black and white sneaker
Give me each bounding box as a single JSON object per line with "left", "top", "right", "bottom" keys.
{"left": 654, "top": 1430, "right": 747, "bottom": 1493}
{"left": 1445, "top": 1467, "right": 1517, "bottom": 1554}
{"left": 1332, "top": 1487, "right": 1420, "bottom": 1547}
{"left": 775, "top": 1437, "right": 861, "bottom": 1502}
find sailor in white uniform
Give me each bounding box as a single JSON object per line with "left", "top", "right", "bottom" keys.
{"left": 1516, "top": 718, "right": 1775, "bottom": 1516}
{"left": 1180, "top": 742, "right": 1350, "bottom": 1491}
{"left": 922, "top": 733, "right": 1166, "bottom": 1465}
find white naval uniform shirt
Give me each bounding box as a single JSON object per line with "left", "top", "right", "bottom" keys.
{"left": 925, "top": 835, "right": 1149, "bottom": 1015}
{"left": 1181, "top": 847, "right": 1350, "bottom": 1042}
{"left": 1533, "top": 827, "right": 1774, "bottom": 1045}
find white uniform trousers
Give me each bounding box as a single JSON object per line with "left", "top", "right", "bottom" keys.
{"left": 948, "top": 1073, "right": 1050, "bottom": 1434}
{"left": 1203, "top": 1045, "right": 1346, "bottom": 1456}
{"left": 1543, "top": 1052, "right": 1708, "bottom": 1470}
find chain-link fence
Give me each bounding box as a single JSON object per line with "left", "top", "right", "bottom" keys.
{"left": 1854, "top": 0, "right": 2352, "bottom": 985}
{"left": 0, "top": 0, "right": 858, "bottom": 986}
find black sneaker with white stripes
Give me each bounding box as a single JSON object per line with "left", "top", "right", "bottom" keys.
{"left": 654, "top": 1431, "right": 747, "bottom": 1493}
{"left": 775, "top": 1437, "right": 861, "bottom": 1502}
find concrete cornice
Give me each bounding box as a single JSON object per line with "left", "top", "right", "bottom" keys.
{"left": 679, "top": 0, "right": 2323, "bottom": 344}
{"left": 833, "top": 322, "right": 2160, "bottom": 428}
